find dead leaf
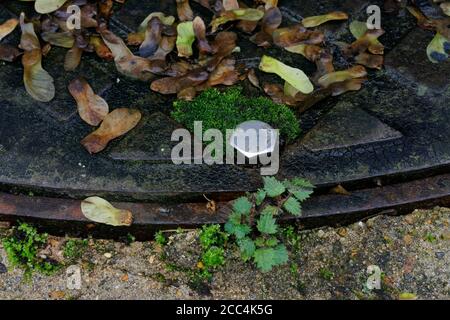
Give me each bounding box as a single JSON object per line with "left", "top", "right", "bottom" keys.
{"left": 211, "top": 8, "right": 265, "bottom": 32}
{"left": 193, "top": 16, "right": 213, "bottom": 55}
{"left": 139, "top": 16, "right": 163, "bottom": 58}
{"left": 41, "top": 31, "right": 75, "bottom": 48}
{"left": 330, "top": 185, "right": 351, "bottom": 196}
{"left": 64, "top": 45, "right": 83, "bottom": 71}
{"left": 150, "top": 68, "right": 209, "bottom": 94}
{"left": 81, "top": 108, "right": 142, "bottom": 154}
{"left": 90, "top": 35, "right": 113, "bottom": 60}
{"left": 202, "top": 31, "right": 238, "bottom": 71}
{"left": 176, "top": 0, "right": 194, "bottom": 21}
{"left": 100, "top": 26, "right": 162, "bottom": 81}
{"left": 68, "top": 77, "right": 109, "bottom": 126}
{"left": 273, "top": 24, "right": 324, "bottom": 48}
{"left": 317, "top": 65, "right": 367, "bottom": 88}
{"left": 0, "top": 44, "right": 21, "bottom": 62}
{"left": 177, "top": 87, "right": 197, "bottom": 101}
{"left": 355, "top": 52, "right": 384, "bottom": 70}
{"left": 247, "top": 69, "right": 260, "bottom": 89}
{"left": 301, "top": 11, "right": 348, "bottom": 28}
{"left": 81, "top": 196, "right": 133, "bottom": 226}
{"left": 207, "top": 58, "right": 239, "bottom": 86}
{"left": 344, "top": 28, "right": 385, "bottom": 55}
{"left": 20, "top": 14, "right": 55, "bottom": 102}
{"left": 49, "top": 290, "right": 66, "bottom": 300}
{"left": 0, "top": 18, "right": 19, "bottom": 42}
{"left": 250, "top": 7, "right": 282, "bottom": 47}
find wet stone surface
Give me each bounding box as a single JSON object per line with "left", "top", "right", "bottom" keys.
{"left": 0, "top": 1, "right": 449, "bottom": 202}
{"left": 385, "top": 28, "right": 450, "bottom": 93}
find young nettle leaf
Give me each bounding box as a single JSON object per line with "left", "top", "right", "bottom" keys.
{"left": 265, "top": 236, "right": 279, "bottom": 247}
{"left": 224, "top": 221, "right": 251, "bottom": 239}
{"left": 255, "top": 189, "right": 266, "bottom": 206}
{"left": 237, "top": 237, "right": 256, "bottom": 262}
{"left": 255, "top": 237, "right": 266, "bottom": 247}
{"left": 254, "top": 244, "right": 289, "bottom": 272}
{"left": 284, "top": 178, "right": 314, "bottom": 201}
{"left": 233, "top": 197, "right": 253, "bottom": 215}
{"left": 257, "top": 211, "right": 278, "bottom": 234}
{"left": 263, "top": 176, "right": 286, "bottom": 197}
{"left": 291, "top": 189, "right": 313, "bottom": 202}
{"left": 261, "top": 205, "right": 279, "bottom": 217}
{"left": 228, "top": 211, "right": 242, "bottom": 225}
{"left": 283, "top": 197, "right": 302, "bottom": 216}
{"left": 290, "top": 178, "right": 315, "bottom": 189}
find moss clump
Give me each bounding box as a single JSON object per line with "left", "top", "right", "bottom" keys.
{"left": 63, "top": 239, "right": 89, "bottom": 263}
{"left": 172, "top": 87, "right": 300, "bottom": 143}
{"left": 2, "top": 223, "right": 60, "bottom": 278}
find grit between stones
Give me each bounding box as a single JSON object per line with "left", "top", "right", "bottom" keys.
{"left": 0, "top": 207, "right": 449, "bottom": 300}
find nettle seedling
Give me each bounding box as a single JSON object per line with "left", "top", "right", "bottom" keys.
{"left": 225, "top": 176, "right": 314, "bottom": 272}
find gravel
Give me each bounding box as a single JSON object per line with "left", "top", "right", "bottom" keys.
{"left": 0, "top": 207, "right": 449, "bottom": 300}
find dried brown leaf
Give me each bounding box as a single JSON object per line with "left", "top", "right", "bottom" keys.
{"left": 193, "top": 16, "right": 213, "bottom": 54}
{"left": 139, "top": 17, "right": 163, "bottom": 58}
{"left": 81, "top": 108, "right": 142, "bottom": 154}
{"left": 150, "top": 68, "right": 209, "bottom": 94}
{"left": 68, "top": 77, "right": 109, "bottom": 126}
{"left": 273, "top": 24, "right": 324, "bottom": 48}
{"left": 0, "top": 18, "right": 19, "bottom": 42}
{"left": 176, "top": 0, "right": 194, "bottom": 21}
{"left": 0, "top": 44, "right": 21, "bottom": 62}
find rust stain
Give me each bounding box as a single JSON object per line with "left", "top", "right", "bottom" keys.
{"left": 0, "top": 201, "right": 16, "bottom": 214}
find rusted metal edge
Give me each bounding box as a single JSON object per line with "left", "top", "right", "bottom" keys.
{"left": 1, "top": 173, "right": 450, "bottom": 240}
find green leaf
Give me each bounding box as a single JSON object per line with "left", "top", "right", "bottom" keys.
{"left": 233, "top": 197, "right": 252, "bottom": 215}
{"left": 261, "top": 205, "right": 279, "bottom": 216}
{"left": 237, "top": 237, "right": 256, "bottom": 262}
{"left": 291, "top": 189, "right": 313, "bottom": 202}
{"left": 257, "top": 211, "right": 278, "bottom": 234}
{"left": 290, "top": 178, "right": 315, "bottom": 189}
{"left": 283, "top": 197, "right": 302, "bottom": 216}
{"left": 255, "top": 189, "right": 266, "bottom": 206}
{"left": 284, "top": 178, "right": 314, "bottom": 201}
{"left": 224, "top": 221, "right": 251, "bottom": 239}
{"left": 259, "top": 55, "right": 314, "bottom": 94}
{"left": 263, "top": 177, "right": 286, "bottom": 197}
{"left": 255, "top": 237, "right": 265, "bottom": 247}
{"left": 265, "top": 236, "right": 279, "bottom": 247}
{"left": 228, "top": 211, "right": 242, "bottom": 225}
{"left": 254, "top": 245, "right": 289, "bottom": 272}
{"left": 176, "top": 21, "right": 195, "bottom": 57}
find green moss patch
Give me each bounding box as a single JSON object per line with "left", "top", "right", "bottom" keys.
{"left": 172, "top": 87, "right": 300, "bottom": 143}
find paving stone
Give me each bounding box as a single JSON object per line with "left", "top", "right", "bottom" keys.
{"left": 301, "top": 103, "right": 402, "bottom": 152}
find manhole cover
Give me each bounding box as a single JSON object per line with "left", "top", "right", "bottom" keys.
{"left": 1, "top": 0, "right": 449, "bottom": 232}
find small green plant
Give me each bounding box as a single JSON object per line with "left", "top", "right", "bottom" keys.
{"left": 2, "top": 223, "right": 60, "bottom": 278}
{"left": 197, "top": 224, "right": 228, "bottom": 279}
{"left": 154, "top": 230, "right": 167, "bottom": 246}
{"left": 319, "top": 268, "right": 334, "bottom": 281}
{"left": 225, "top": 176, "right": 314, "bottom": 272}
{"left": 172, "top": 87, "right": 301, "bottom": 143}
{"left": 199, "top": 224, "right": 228, "bottom": 249}
{"left": 424, "top": 233, "right": 437, "bottom": 243}
{"left": 63, "top": 239, "right": 89, "bottom": 262}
